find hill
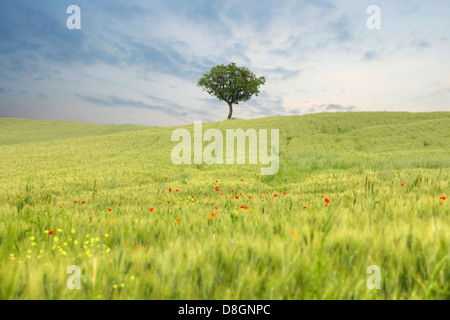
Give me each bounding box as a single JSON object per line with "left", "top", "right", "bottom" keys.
{"left": 0, "top": 112, "right": 448, "bottom": 299}
{"left": 0, "top": 118, "right": 149, "bottom": 146}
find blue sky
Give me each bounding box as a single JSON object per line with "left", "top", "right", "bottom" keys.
{"left": 0, "top": 0, "right": 449, "bottom": 126}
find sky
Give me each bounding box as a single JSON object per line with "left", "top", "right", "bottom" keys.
{"left": 0, "top": 0, "right": 449, "bottom": 126}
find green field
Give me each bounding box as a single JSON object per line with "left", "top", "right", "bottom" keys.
{"left": 0, "top": 112, "right": 448, "bottom": 300}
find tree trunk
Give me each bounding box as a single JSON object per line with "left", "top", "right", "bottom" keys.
{"left": 227, "top": 102, "right": 233, "bottom": 119}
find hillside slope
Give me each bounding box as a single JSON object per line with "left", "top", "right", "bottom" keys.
{"left": 0, "top": 118, "right": 148, "bottom": 146}
{"left": 1, "top": 112, "right": 448, "bottom": 181}
{"left": 0, "top": 112, "right": 449, "bottom": 299}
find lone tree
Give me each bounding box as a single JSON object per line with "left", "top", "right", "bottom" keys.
{"left": 197, "top": 62, "right": 266, "bottom": 119}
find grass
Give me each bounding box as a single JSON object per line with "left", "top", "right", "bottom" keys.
{"left": 0, "top": 112, "right": 449, "bottom": 299}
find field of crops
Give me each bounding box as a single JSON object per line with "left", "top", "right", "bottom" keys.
{"left": 0, "top": 112, "right": 448, "bottom": 299}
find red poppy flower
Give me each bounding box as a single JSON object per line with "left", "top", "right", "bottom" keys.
{"left": 283, "top": 192, "right": 286, "bottom": 195}
{"left": 324, "top": 198, "right": 330, "bottom": 203}
{"left": 215, "top": 187, "right": 219, "bottom": 191}
{"left": 240, "top": 206, "right": 249, "bottom": 210}
{"left": 210, "top": 212, "right": 217, "bottom": 217}
{"left": 401, "top": 183, "right": 405, "bottom": 186}
{"left": 48, "top": 230, "right": 54, "bottom": 235}
{"left": 150, "top": 208, "right": 154, "bottom": 212}
{"left": 81, "top": 201, "right": 85, "bottom": 204}
{"left": 135, "top": 245, "right": 139, "bottom": 250}
{"left": 241, "top": 179, "right": 243, "bottom": 181}
{"left": 215, "top": 207, "right": 218, "bottom": 209}
{"left": 108, "top": 208, "right": 112, "bottom": 212}
{"left": 175, "top": 218, "right": 181, "bottom": 222}
{"left": 274, "top": 194, "right": 277, "bottom": 198}
{"left": 440, "top": 197, "right": 447, "bottom": 200}
{"left": 236, "top": 196, "right": 239, "bottom": 199}
{"left": 176, "top": 189, "right": 179, "bottom": 192}
{"left": 169, "top": 188, "right": 172, "bottom": 192}
{"left": 165, "top": 178, "right": 167, "bottom": 180}
{"left": 139, "top": 185, "right": 141, "bottom": 187}
{"left": 74, "top": 201, "right": 77, "bottom": 203}
{"left": 303, "top": 206, "right": 307, "bottom": 209}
